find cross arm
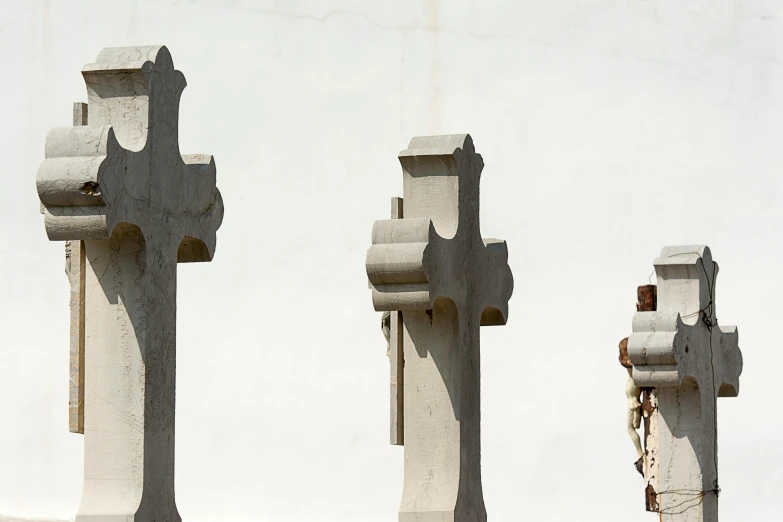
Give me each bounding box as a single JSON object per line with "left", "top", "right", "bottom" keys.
{"left": 38, "top": 45, "right": 223, "bottom": 260}
{"left": 176, "top": 154, "right": 224, "bottom": 263}
{"left": 628, "top": 311, "right": 687, "bottom": 388}
{"left": 714, "top": 324, "right": 742, "bottom": 397}
{"left": 479, "top": 238, "right": 513, "bottom": 326}
{"left": 365, "top": 220, "right": 513, "bottom": 322}
{"left": 366, "top": 216, "right": 436, "bottom": 311}
{"left": 628, "top": 302, "right": 736, "bottom": 391}
{"left": 375, "top": 133, "right": 512, "bottom": 322}
{"left": 37, "top": 125, "right": 126, "bottom": 241}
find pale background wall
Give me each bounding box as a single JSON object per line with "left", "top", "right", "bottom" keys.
{"left": 0, "top": 0, "right": 780, "bottom": 520}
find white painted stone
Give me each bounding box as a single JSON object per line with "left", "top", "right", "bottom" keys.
{"left": 36, "top": 46, "right": 223, "bottom": 522}
{"left": 628, "top": 246, "right": 743, "bottom": 522}
{"left": 366, "top": 134, "right": 513, "bottom": 522}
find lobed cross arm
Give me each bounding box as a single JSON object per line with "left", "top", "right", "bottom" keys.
{"left": 628, "top": 246, "right": 742, "bottom": 392}
{"left": 713, "top": 325, "right": 741, "bottom": 398}
{"left": 478, "top": 237, "right": 513, "bottom": 326}
{"left": 366, "top": 134, "right": 512, "bottom": 321}
{"left": 366, "top": 215, "right": 434, "bottom": 311}
{"left": 36, "top": 46, "right": 223, "bottom": 257}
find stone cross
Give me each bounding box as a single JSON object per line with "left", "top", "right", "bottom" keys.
{"left": 366, "top": 134, "right": 513, "bottom": 521}
{"left": 628, "top": 246, "right": 743, "bottom": 521}
{"left": 36, "top": 46, "right": 223, "bottom": 521}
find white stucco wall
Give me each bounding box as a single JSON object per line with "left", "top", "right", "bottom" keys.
{"left": 0, "top": 1, "right": 780, "bottom": 520}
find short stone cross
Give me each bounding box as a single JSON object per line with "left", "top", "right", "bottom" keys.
{"left": 628, "top": 246, "right": 743, "bottom": 521}
{"left": 37, "top": 46, "right": 223, "bottom": 521}
{"left": 366, "top": 134, "right": 514, "bottom": 521}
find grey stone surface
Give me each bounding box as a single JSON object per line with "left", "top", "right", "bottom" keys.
{"left": 36, "top": 46, "right": 223, "bottom": 522}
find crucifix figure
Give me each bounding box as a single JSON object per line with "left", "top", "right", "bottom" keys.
{"left": 627, "top": 246, "right": 743, "bottom": 521}
{"left": 366, "top": 134, "right": 513, "bottom": 521}
{"left": 619, "top": 284, "right": 657, "bottom": 476}
{"left": 37, "top": 46, "right": 223, "bottom": 521}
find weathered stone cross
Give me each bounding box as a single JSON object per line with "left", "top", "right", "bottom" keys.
{"left": 628, "top": 246, "right": 743, "bottom": 521}
{"left": 37, "top": 46, "right": 223, "bottom": 521}
{"left": 366, "top": 134, "right": 513, "bottom": 522}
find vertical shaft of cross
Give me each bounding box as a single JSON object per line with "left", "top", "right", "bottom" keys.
{"left": 400, "top": 303, "right": 478, "bottom": 520}
{"left": 397, "top": 155, "right": 485, "bottom": 520}
{"left": 654, "top": 267, "right": 719, "bottom": 522}
{"left": 80, "top": 229, "right": 179, "bottom": 521}
{"left": 656, "top": 383, "right": 718, "bottom": 521}
{"left": 401, "top": 306, "right": 456, "bottom": 514}
{"left": 67, "top": 102, "right": 88, "bottom": 435}
{"left": 137, "top": 237, "right": 179, "bottom": 519}
{"left": 390, "top": 197, "right": 404, "bottom": 446}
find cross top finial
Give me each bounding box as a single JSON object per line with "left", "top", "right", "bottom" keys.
{"left": 398, "top": 134, "right": 483, "bottom": 240}
{"left": 37, "top": 46, "right": 223, "bottom": 262}
{"left": 81, "top": 46, "right": 185, "bottom": 153}
{"left": 654, "top": 245, "right": 718, "bottom": 328}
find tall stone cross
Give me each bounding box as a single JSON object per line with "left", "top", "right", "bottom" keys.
{"left": 36, "top": 46, "right": 223, "bottom": 521}
{"left": 366, "top": 134, "right": 514, "bottom": 521}
{"left": 628, "top": 246, "right": 743, "bottom": 521}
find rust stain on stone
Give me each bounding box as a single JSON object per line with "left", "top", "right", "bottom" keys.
{"left": 637, "top": 284, "right": 657, "bottom": 312}
{"left": 645, "top": 483, "right": 659, "bottom": 512}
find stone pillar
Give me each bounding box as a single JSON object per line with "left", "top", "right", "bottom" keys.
{"left": 37, "top": 46, "right": 223, "bottom": 521}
